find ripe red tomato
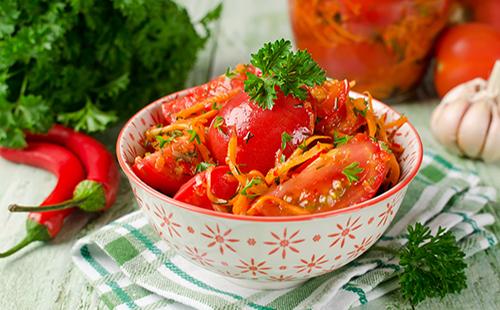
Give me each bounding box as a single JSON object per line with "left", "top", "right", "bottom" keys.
{"left": 207, "top": 91, "right": 315, "bottom": 174}
{"left": 252, "top": 134, "right": 391, "bottom": 216}
{"left": 161, "top": 65, "right": 258, "bottom": 124}
{"left": 434, "top": 23, "right": 500, "bottom": 97}
{"left": 132, "top": 136, "right": 202, "bottom": 195}
{"left": 174, "top": 166, "right": 239, "bottom": 210}
{"left": 311, "top": 79, "right": 366, "bottom": 136}
{"left": 461, "top": 0, "right": 500, "bottom": 32}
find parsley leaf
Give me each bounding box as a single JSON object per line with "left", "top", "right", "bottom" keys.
{"left": 333, "top": 132, "right": 352, "bottom": 147}
{"left": 58, "top": 100, "right": 117, "bottom": 133}
{"left": 399, "top": 223, "right": 467, "bottom": 306}
{"left": 0, "top": 1, "right": 222, "bottom": 147}
{"left": 281, "top": 131, "right": 292, "bottom": 149}
{"left": 187, "top": 129, "right": 201, "bottom": 144}
{"left": 244, "top": 39, "right": 326, "bottom": 110}
{"left": 342, "top": 162, "right": 364, "bottom": 184}
{"left": 195, "top": 162, "right": 215, "bottom": 173}
{"left": 213, "top": 116, "right": 224, "bottom": 130}
{"left": 241, "top": 177, "right": 262, "bottom": 198}
{"left": 225, "top": 67, "right": 236, "bottom": 78}
{"left": 156, "top": 135, "right": 168, "bottom": 148}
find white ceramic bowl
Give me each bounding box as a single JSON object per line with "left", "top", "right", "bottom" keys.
{"left": 117, "top": 88, "right": 423, "bottom": 289}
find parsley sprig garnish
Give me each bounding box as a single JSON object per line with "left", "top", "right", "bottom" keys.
{"left": 240, "top": 177, "right": 262, "bottom": 198}
{"left": 342, "top": 162, "right": 364, "bottom": 184}
{"left": 195, "top": 162, "right": 215, "bottom": 173}
{"left": 399, "top": 223, "right": 467, "bottom": 306}
{"left": 244, "top": 39, "right": 326, "bottom": 110}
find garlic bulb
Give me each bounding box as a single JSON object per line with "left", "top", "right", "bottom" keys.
{"left": 430, "top": 61, "right": 500, "bottom": 162}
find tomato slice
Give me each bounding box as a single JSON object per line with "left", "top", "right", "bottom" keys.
{"left": 253, "top": 134, "right": 391, "bottom": 216}
{"left": 207, "top": 91, "right": 315, "bottom": 174}
{"left": 132, "top": 136, "right": 203, "bottom": 195}
{"left": 161, "top": 65, "right": 259, "bottom": 124}
{"left": 174, "top": 166, "right": 239, "bottom": 210}
{"left": 311, "top": 79, "right": 366, "bottom": 136}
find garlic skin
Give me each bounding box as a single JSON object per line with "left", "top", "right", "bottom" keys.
{"left": 430, "top": 61, "right": 500, "bottom": 162}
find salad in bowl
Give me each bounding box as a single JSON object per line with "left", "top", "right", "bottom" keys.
{"left": 117, "top": 40, "right": 422, "bottom": 289}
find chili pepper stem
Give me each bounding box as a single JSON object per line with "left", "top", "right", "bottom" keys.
{"left": 0, "top": 235, "right": 36, "bottom": 258}
{"left": 0, "top": 220, "right": 51, "bottom": 258}
{"left": 8, "top": 198, "right": 87, "bottom": 213}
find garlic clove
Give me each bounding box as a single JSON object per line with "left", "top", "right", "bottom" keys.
{"left": 431, "top": 98, "right": 470, "bottom": 155}
{"left": 456, "top": 99, "right": 492, "bottom": 158}
{"left": 481, "top": 100, "right": 500, "bottom": 162}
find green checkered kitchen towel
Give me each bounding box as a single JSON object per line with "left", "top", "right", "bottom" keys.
{"left": 72, "top": 152, "right": 498, "bottom": 310}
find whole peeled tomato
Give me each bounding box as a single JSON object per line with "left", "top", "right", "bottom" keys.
{"left": 207, "top": 91, "right": 315, "bottom": 174}
{"left": 435, "top": 23, "right": 500, "bottom": 97}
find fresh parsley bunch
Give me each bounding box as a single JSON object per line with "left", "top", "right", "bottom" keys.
{"left": 0, "top": 0, "right": 222, "bottom": 148}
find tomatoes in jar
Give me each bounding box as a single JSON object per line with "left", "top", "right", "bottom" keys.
{"left": 289, "top": 0, "right": 451, "bottom": 99}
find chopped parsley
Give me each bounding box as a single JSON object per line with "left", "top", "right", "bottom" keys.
{"left": 333, "top": 132, "right": 352, "bottom": 147}
{"left": 281, "top": 132, "right": 292, "bottom": 149}
{"left": 195, "top": 162, "right": 215, "bottom": 173}
{"left": 342, "top": 162, "right": 364, "bottom": 184}
{"left": 240, "top": 178, "right": 262, "bottom": 198}
{"left": 187, "top": 129, "right": 201, "bottom": 144}
{"left": 213, "top": 116, "right": 224, "bottom": 131}
{"left": 156, "top": 135, "right": 168, "bottom": 148}
{"left": 211, "top": 101, "right": 222, "bottom": 110}
{"left": 225, "top": 67, "right": 236, "bottom": 78}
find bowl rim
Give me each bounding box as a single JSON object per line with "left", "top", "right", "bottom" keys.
{"left": 117, "top": 87, "right": 423, "bottom": 223}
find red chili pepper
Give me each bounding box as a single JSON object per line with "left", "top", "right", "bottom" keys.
{"left": 9, "top": 124, "right": 120, "bottom": 213}
{"left": 0, "top": 142, "right": 86, "bottom": 257}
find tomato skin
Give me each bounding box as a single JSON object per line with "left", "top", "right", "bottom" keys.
{"left": 173, "top": 166, "right": 239, "bottom": 209}
{"left": 461, "top": 0, "right": 500, "bottom": 32}
{"left": 311, "top": 79, "right": 365, "bottom": 136}
{"left": 161, "top": 65, "right": 258, "bottom": 124}
{"left": 132, "top": 137, "right": 202, "bottom": 195}
{"left": 207, "top": 91, "right": 315, "bottom": 174}
{"left": 253, "top": 134, "right": 391, "bottom": 216}
{"left": 434, "top": 23, "right": 500, "bottom": 97}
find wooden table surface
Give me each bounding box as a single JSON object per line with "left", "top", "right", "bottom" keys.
{"left": 1, "top": 1, "right": 499, "bottom": 309}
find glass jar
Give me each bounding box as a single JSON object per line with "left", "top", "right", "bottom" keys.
{"left": 289, "top": 0, "right": 451, "bottom": 99}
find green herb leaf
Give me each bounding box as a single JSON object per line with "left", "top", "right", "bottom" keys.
{"left": 213, "top": 116, "right": 224, "bottom": 130}
{"left": 333, "top": 132, "right": 352, "bottom": 147}
{"left": 399, "top": 223, "right": 467, "bottom": 306}
{"left": 244, "top": 39, "right": 326, "bottom": 109}
{"left": 281, "top": 131, "right": 292, "bottom": 149}
{"left": 240, "top": 177, "right": 262, "bottom": 198}
{"left": 225, "top": 67, "right": 236, "bottom": 78}
{"left": 58, "top": 100, "right": 117, "bottom": 133}
{"left": 195, "top": 162, "right": 215, "bottom": 173}
{"left": 156, "top": 135, "right": 168, "bottom": 148}
{"left": 187, "top": 129, "right": 201, "bottom": 144}
{"left": 211, "top": 101, "right": 222, "bottom": 110}
{"left": 0, "top": 1, "right": 221, "bottom": 147}
{"left": 342, "top": 162, "right": 364, "bottom": 184}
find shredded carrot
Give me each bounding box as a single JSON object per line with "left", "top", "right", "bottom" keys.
{"left": 226, "top": 133, "right": 247, "bottom": 186}
{"left": 174, "top": 88, "right": 240, "bottom": 120}
{"left": 247, "top": 196, "right": 311, "bottom": 216}
{"left": 385, "top": 115, "right": 408, "bottom": 129}
{"left": 146, "top": 123, "right": 190, "bottom": 139}
{"left": 265, "top": 142, "right": 332, "bottom": 185}
{"left": 386, "top": 153, "right": 401, "bottom": 187}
